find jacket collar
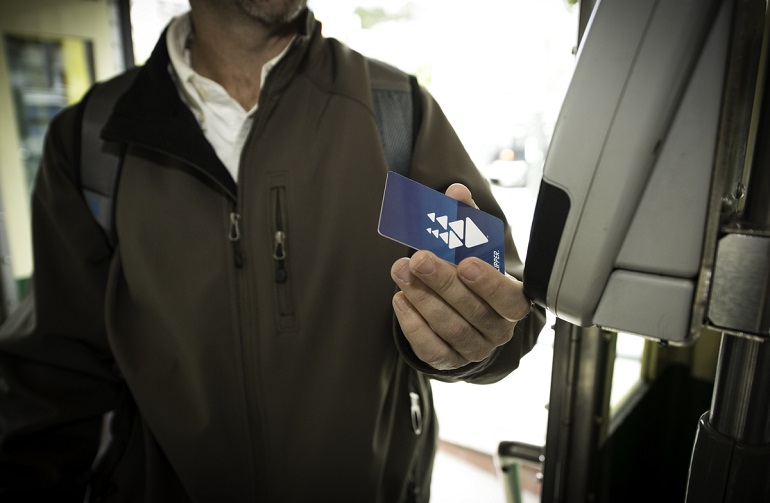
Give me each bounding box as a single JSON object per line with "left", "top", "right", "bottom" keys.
{"left": 101, "top": 9, "right": 320, "bottom": 198}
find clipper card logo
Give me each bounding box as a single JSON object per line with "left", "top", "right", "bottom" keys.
{"left": 425, "top": 213, "right": 489, "bottom": 250}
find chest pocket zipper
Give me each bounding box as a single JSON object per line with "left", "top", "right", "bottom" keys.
{"left": 270, "top": 180, "right": 296, "bottom": 332}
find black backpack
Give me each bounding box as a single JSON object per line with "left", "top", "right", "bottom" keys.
{"left": 79, "top": 59, "right": 421, "bottom": 247}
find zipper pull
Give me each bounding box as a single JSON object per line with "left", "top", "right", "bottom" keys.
{"left": 229, "top": 212, "right": 243, "bottom": 268}
{"left": 273, "top": 230, "right": 287, "bottom": 283}
{"left": 409, "top": 392, "right": 423, "bottom": 435}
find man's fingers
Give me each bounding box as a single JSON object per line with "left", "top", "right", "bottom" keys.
{"left": 391, "top": 253, "right": 514, "bottom": 362}
{"left": 392, "top": 292, "right": 468, "bottom": 370}
{"left": 444, "top": 183, "right": 477, "bottom": 208}
{"left": 403, "top": 251, "right": 520, "bottom": 343}
{"left": 457, "top": 257, "right": 532, "bottom": 322}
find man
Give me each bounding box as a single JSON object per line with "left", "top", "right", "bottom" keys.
{"left": 0, "top": 0, "right": 543, "bottom": 501}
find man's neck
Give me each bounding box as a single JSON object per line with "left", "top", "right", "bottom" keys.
{"left": 188, "top": 4, "right": 298, "bottom": 110}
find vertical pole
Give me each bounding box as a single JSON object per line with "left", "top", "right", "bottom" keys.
{"left": 116, "top": 0, "right": 135, "bottom": 69}
{"left": 541, "top": 320, "right": 615, "bottom": 503}
{"left": 0, "top": 194, "right": 19, "bottom": 324}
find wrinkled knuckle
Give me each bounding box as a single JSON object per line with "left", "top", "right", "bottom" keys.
{"left": 465, "top": 345, "right": 492, "bottom": 363}
{"left": 465, "top": 300, "right": 511, "bottom": 343}
{"left": 444, "top": 319, "right": 471, "bottom": 345}
{"left": 400, "top": 322, "right": 420, "bottom": 341}
{"left": 396, "top": 310, "right": 420, "bottom": 338}
{"left": 468, "top": 301, "right": 495, "bottom": 329}
{"left": 419, "top": 346, "right": 455, "bottom": 371}
{"left": 490, "top": 321, "right": 516, "bottom": 346}
{"left": 407, "top": 336, "right": 441, "bottom": 364}
{"left": 483, "top": 276, "right": 506, "bottom": 299}
{"left": 433, "top": 358, "right": 461, "bottom": 371}
{"left": 433, "top": 271, "right": 457, "bottom": 293}
{"left": 451, "top": 333, "right": 490, "bottom": 363}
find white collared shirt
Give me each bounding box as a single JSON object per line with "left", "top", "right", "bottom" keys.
{"left": 166, "top": 13, "right": 293, "bottom": 181}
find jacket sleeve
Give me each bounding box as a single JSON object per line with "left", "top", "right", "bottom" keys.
{"left": 393, "top": 86, "right": 546, "bottom": 384}
{"left": 0, "top": 105, "right": 122, "bottom": 501}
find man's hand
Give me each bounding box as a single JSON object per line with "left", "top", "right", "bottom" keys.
{"left": 390, "top": 183, "right": 532, "bottom": 371}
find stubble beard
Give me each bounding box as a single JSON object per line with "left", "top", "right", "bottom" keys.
{"left": 234, "top": 0, "right": 308, "bottom": 26}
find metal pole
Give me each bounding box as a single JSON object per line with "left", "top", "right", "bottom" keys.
{"left": 0, "top": 197, "right": 19, "bottom": 324}
{"left": 116, "top": 0, "right": 135, "bottom": 69}
{"left": 710, "top": 336, "right": 770, "bottom": 444}
{"left": 541, "top": 320, "right": 615, "bottom": 503}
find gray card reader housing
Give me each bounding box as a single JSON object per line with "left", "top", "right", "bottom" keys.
{"left": 524, "top": 0, "right": 731, "bottom": 343}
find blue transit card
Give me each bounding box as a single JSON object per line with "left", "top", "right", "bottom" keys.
{"left": 378, "top": 172, "right": 505, "bottom": 273}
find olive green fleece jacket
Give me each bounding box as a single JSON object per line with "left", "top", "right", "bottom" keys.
{"left": 0, "top": 10, "right": 544, "bottom": 503}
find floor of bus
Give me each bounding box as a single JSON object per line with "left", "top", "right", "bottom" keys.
{"left": 432, "top": 440, "right": 540, "bottom": 503}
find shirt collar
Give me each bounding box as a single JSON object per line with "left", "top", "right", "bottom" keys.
{"left": 166, "top": 12, "right": 295, "bottom": 114}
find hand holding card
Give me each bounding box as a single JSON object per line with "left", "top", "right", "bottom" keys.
{"left": 382, "top": 172, "right": 532, "bottom": 372}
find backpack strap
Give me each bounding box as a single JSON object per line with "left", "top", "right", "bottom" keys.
{"left": 79, "top": 68, "right": 139, "bottom": 247}
{"left": 366, "top": 57, "right": 422, "bottom": 177}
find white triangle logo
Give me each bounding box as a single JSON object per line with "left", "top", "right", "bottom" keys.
{"left": 449, "top": 220, "right": 464, "bottom": 240}
{"left": 464, "top": 218, "right": 488, "bottom": 248}
{"left": 448, "top": 232, "right": 463, "bottom": 249}
{"left": 425, "top": 212, "right": 489, "bottom": 250}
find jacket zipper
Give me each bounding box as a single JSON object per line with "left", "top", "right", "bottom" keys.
{"left": 233, "top": 71, "right": 287, "bottom": 502}
{"left": 272, "top": 191, "right": 287, "bottom": 283}
{"left": 409, "top": 392, "right": 423, "bottom": 435}
{"left": 273, "top": 230, "right": 287, "bottom": 281}
{"left": 226, "top": 203, "right": 264, "bottom": 501}
{"left": 407, "top": 372, "right": 428, "bottom": 501}
{"left": 407, "top": 371, "right": 426, "bottom": 436}
{"left": 270, "top": 184, "right": 296, "bottom": 330}
{"left": 229, "top": 210, "right": 244, "bottom": 268}
{"left": 271, "top": 187, "right": 287, "bottom": 285}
